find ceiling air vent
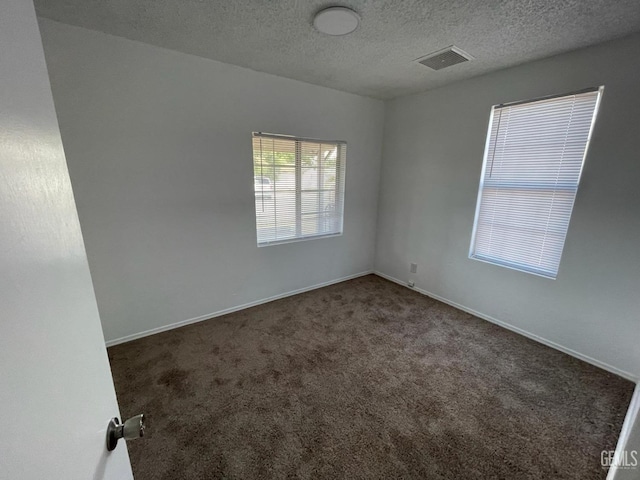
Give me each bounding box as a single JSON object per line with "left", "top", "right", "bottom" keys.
{"left": 416, "top": 46, "right": 474, "bottom": 71}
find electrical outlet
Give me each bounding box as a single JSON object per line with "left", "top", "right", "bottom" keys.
{"left": 408, "top": 281, "right": 415, "bottom": 288}
{"left": 410, "top": 263, "right": 418, "bottom": 273}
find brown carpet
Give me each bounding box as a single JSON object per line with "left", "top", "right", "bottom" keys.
{"left": 108, "top": 275, "right": 633, "bottom": 479}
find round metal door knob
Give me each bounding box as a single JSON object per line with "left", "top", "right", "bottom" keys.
{"left": 107, "top": 414, "right": 145, "bottom": 451}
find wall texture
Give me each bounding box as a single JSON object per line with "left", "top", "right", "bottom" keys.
{"left": 375, "top": 33, "right": 640, "bottom": 380}
{"left": 39, "top": 19, "right": 384, "bottom": 344}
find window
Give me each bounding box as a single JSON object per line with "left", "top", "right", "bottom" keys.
{"left": 252, "top": 133, "right": 346, "bottom": 246}
{"left": 470, "top": 88, "right": 603, "bottom": 278}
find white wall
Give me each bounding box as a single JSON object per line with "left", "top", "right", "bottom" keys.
{"left": 376, "top": 33, "right": 640, "bottom": 380}
{"left": 38, "top": 18, "right": 384, "bottom": 344}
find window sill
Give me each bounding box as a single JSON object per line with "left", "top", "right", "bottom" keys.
{"left": 258, "top": 232, "right": 343, "bottom": 248}
{"left": 469, "top": 254, "right": 557, "bottom": 280}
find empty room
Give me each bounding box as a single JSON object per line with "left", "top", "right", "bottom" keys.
{"left": 1, "top": 0, "right": 640, "bottom": 478}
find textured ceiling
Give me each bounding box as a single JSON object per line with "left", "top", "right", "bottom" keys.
{"left": 35, "top": 0, "right": 640, "bottom": 99}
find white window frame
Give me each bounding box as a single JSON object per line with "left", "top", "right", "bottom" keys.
{"left": 469, "top": 87, "right": 603, "bottom": 279}
{"left": 252, "top": 132, "right": 346, "bottom": 247}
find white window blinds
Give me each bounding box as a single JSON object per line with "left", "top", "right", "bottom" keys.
{"left": 252, "top": 133, "right": 346, "bottom": 246}
{"left": 470, "top": 88, "right": 602, "bottom": 278}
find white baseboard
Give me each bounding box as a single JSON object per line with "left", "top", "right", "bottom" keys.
{"left": 373, "top": 270, "right": 638, "bottom": 382}
{"left": 608, "top": 384, "right": 640, "bottom": 479}
{"left": 105, "top": 270, "right": 374, "bottom": 347}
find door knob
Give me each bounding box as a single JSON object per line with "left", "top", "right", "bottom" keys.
{"left": 106, "top": 414, "right": 145, "bottom": 451}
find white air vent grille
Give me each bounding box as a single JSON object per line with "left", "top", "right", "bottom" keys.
{"left": 417, "top": 46, "right": 473, "bottom": 71}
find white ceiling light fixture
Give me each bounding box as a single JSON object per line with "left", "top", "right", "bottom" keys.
{"left": 313, "top": 7, "right": 360, "bottom": 36}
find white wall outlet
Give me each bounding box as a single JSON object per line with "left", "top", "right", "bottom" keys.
{"left": 408, "top": 281, "right": 415, "bottom": 288}
{"left": 410, "top": 263, "right": 418, "bottom": 273}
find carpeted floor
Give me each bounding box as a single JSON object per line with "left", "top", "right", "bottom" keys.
{"left": 108, "top": 275, "right": 633, "bottom": 479}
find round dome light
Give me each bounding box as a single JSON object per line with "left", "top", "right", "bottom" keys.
{"left": 313, "top": 7, "right": 360, "bottom": 36}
